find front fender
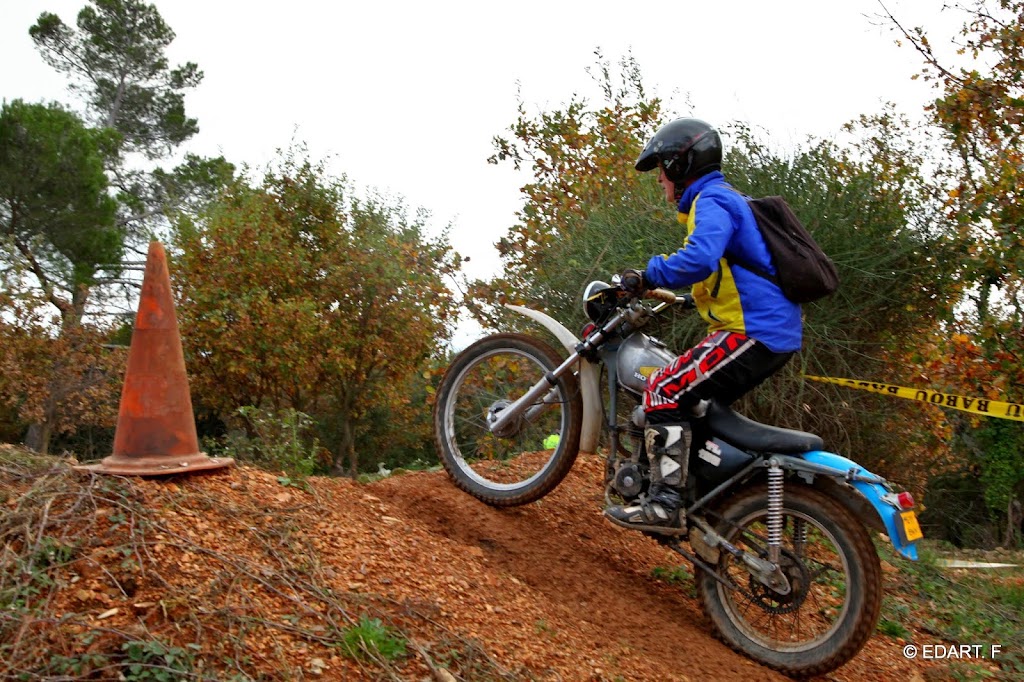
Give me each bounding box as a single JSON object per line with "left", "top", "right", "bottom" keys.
{"left": 791, "top": 451, "right": 919, "bottom": 561}
{"left": 504, "top": 305, "right": 602, "bottom": 454}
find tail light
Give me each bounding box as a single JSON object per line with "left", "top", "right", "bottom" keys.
{"left": 896, "top": 491, "right": 915, "bottom": 509}
{"left": 581, "top": 322, "right": 597, "bottom": 339}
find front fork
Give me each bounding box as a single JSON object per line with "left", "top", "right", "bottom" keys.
{"left": 487, "top": 385, "right": 566, "bottom": 438}
{"left": 488, "top": 305, "right": 632, "bottom": 439}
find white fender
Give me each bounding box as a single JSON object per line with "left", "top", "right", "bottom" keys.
{"left": 505, "top": 304, "right": 602, "bottom": 454}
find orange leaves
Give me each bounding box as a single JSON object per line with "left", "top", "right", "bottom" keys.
{"left": 905, "top": 2, "right": 1024, "bottom": 305}
{"left": 484, "top": 57, "right": 664, "bottom": 307}
{"left": 171, "top": 152, "right": 460, "bottom": 471}
{"left": 0, "top": 320, "right": 123, "bottom": 450}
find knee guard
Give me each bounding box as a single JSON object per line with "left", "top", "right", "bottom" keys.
{"left": 644, "top": 422, "right": 691, "bottom": 489}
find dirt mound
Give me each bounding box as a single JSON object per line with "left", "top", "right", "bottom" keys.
{"left": 374, "top": 458, "right": 768, "bottom": 681}
{"left": 1, "top": 448, "right": 936, "bottom": 680}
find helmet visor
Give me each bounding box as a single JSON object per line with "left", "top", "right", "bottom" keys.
{"left": 634, "top": 144, "right": 660, "bottom": 172}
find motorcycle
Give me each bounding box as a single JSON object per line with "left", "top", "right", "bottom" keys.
{"left": 433, "top": 281, "right": 922, "bottom": 677}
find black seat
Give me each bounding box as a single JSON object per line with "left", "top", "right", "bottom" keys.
{"left": 706, "top": 401, "right": 823, "bottom": 454}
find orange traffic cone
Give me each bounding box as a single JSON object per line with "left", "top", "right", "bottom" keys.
{"left": 76, "top": 242, "right": 233, "bottom": 475}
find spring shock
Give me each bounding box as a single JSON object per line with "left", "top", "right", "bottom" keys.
{"left": 766, "top": 460, "right": 784, "bottom": 565}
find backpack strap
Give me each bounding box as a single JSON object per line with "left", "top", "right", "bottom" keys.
{"left": 719, "top": 186, "right": 780, "bottom": 287}
{"left": 724, "top": 253, "right": 779, "bottom": 287}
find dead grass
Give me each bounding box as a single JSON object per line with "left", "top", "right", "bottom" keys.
{"left": 0, "top": 445, "right": 524, "bottom": 681}
{"left": 3, "top": 443, "right": 995, "bottom": 681}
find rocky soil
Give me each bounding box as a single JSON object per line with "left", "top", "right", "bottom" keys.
{"left": 1, "top": 447, "right": 947, "bottom": 681}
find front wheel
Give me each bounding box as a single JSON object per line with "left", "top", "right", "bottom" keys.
{"left": 696, "top": 484, "right": 882, "bottom": 678}
{"left": 433, "top": 333, "right": 583, "bottom": 506}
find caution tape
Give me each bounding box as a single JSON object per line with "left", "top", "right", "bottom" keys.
{"left": 805, "top": 376, "right": 1024, "bottom": 423}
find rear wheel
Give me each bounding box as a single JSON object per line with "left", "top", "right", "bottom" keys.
{"left": 433, "top": 333, "right": 582, "bottom": 506}
{"left": 696, "top": 484, "right": 882, "bottom": 677}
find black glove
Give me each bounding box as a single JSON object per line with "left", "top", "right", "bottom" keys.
{"left": 619, "top": 268, "right": 649, "bottom": 296}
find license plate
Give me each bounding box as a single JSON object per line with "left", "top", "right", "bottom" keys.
{"left": 901, "top": 510, "right": 923, "bottom": 542}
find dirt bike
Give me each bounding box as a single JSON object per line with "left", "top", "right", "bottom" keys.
{"left": 433, "top": 281, "right": 922, "bottom": 678}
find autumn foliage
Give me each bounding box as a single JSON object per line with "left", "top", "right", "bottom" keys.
{"left": 0, "top": 297, "right": 122, "bottom": 454}
{"left": 879, "top": 1, "right": 1024, "bottom": 543}
{"left": 472, "top": 53, "right": 664, "bottom": 318}
{"left": 172, "top": 152, "right": 461, "bottom": 475}
{"left": 2, "top": 0, "right": 1022, "bottom": 548}
{"left": 479, "top": 54, "right": 959, "bottom": 484}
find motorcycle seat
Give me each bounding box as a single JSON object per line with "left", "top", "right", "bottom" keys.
{"left": 706, "top": 401, "right": 824, "bottom": 454}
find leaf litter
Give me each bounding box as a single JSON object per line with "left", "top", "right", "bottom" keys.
{"left": 1, "top": 444, "right": 954, "bottom": 680}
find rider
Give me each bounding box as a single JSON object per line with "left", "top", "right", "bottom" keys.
{"left": 604, "top": 117, "right": 803, "bottom": 533}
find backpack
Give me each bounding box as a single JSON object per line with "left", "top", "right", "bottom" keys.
{"left": 726, "top": 194, "right": 839, "bottom": 303}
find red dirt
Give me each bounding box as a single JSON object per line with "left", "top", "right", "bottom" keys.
{"left": 371, "top": 454, "right": 934, "bottom": 682}
{"left": 5, "top": 449, "right": 941, "bottom": 681}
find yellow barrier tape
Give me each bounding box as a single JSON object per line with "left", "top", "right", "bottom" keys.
{"left": 805, "top": 376, "right": 1024, "bottom": 423}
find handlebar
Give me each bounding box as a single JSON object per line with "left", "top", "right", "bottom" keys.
{"left": 645, "top": 288, "right": 679, "bottom": 304}
{"left": 647, "top": 289, "right": 694, "bottom": 308}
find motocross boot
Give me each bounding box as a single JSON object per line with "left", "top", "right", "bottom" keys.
{"left": 604, "top": 422, "right": 691, "bottom": 535}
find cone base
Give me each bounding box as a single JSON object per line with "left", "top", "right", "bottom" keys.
{"left": 74, "top": 452, "right": 234, "bottom": 476}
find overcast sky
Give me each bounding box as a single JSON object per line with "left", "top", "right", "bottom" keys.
{"left": 2, "top": 0, "right": 958, "bottom": 286}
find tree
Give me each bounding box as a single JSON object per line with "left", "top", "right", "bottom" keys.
{"left": 1, "top": 0, "right": 232, "bottom": 452}
{"left": 30, "top": 0, "right": 201, "bottom": 159}
{"left": 474, "top": 51, "right": 664, "bottom": 322}
{"left": 173, "top": 151, "right": 461, "bottom": 475}
{"left": 27, "top": 0, "right": 234, "bottom": 305}
{"left": 482, "top": 55, "right": 958, "bottom": 477}
{"left": 884, "top": 1, "right": 1024, "bottom": 543}
{"left": 0, "top": 307, "right": 124, "bottom": 456}
{"left": 0, "top": 99, "right": 120, "bottom": 330}
{"left": 0, "top": 100, "right": 124, "bottom": 450}
{"left": 883, "top": 0, "right": 1024, "bottom": 325}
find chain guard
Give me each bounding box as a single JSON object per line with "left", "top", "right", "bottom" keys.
{"left": 699, "top": 510, "right": 814, "bottom": 614}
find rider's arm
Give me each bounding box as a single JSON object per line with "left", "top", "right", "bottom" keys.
{"left": 645, "top": 195, "right": 736, "bottom": 289}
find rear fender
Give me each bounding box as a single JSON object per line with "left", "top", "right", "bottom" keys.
{"left": 504, "top": 305, "right": 602, "bottom": 454}
{"left": 777, "top": 451, "right": 919, "bottom": 561}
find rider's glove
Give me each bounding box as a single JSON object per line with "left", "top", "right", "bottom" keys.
{"left": 619, "top": 268, "right": 650, "bottom": 296}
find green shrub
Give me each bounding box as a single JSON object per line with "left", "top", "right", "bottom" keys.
{"left": 120, "top": 639, "right": 197, "bottom": 681}
{"left": 211, "top": 405, "right": 324, "bottom": 477}
{"left": 339, "top": 615, "right": 407, "bottom": 662}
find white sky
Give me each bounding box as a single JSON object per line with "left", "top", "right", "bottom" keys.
{"left": 2, "top": 0, "right": 959, "bottom": 285}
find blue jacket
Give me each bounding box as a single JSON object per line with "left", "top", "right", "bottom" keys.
{"left": 645, "top": 172, "right": 802, "bottom": 353}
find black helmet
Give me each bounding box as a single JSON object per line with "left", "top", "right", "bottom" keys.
{"left": 635, "top": 118, "right": 722, "bottom": 186}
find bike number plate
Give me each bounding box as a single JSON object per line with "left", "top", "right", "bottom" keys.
{"left": 900, "top": 510, "right": 923, "bottom": 542}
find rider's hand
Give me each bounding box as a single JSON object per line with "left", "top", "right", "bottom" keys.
{"left": 619, "top": 268, "right": 649, "bottom": 296}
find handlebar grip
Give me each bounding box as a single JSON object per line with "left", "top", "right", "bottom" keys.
{"left": 646, "top": 288, "right": 678, "bottom": 304}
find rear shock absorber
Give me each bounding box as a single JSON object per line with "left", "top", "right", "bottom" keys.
{"left": 766, "top": 460, "right": 784, "bottom": 565}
